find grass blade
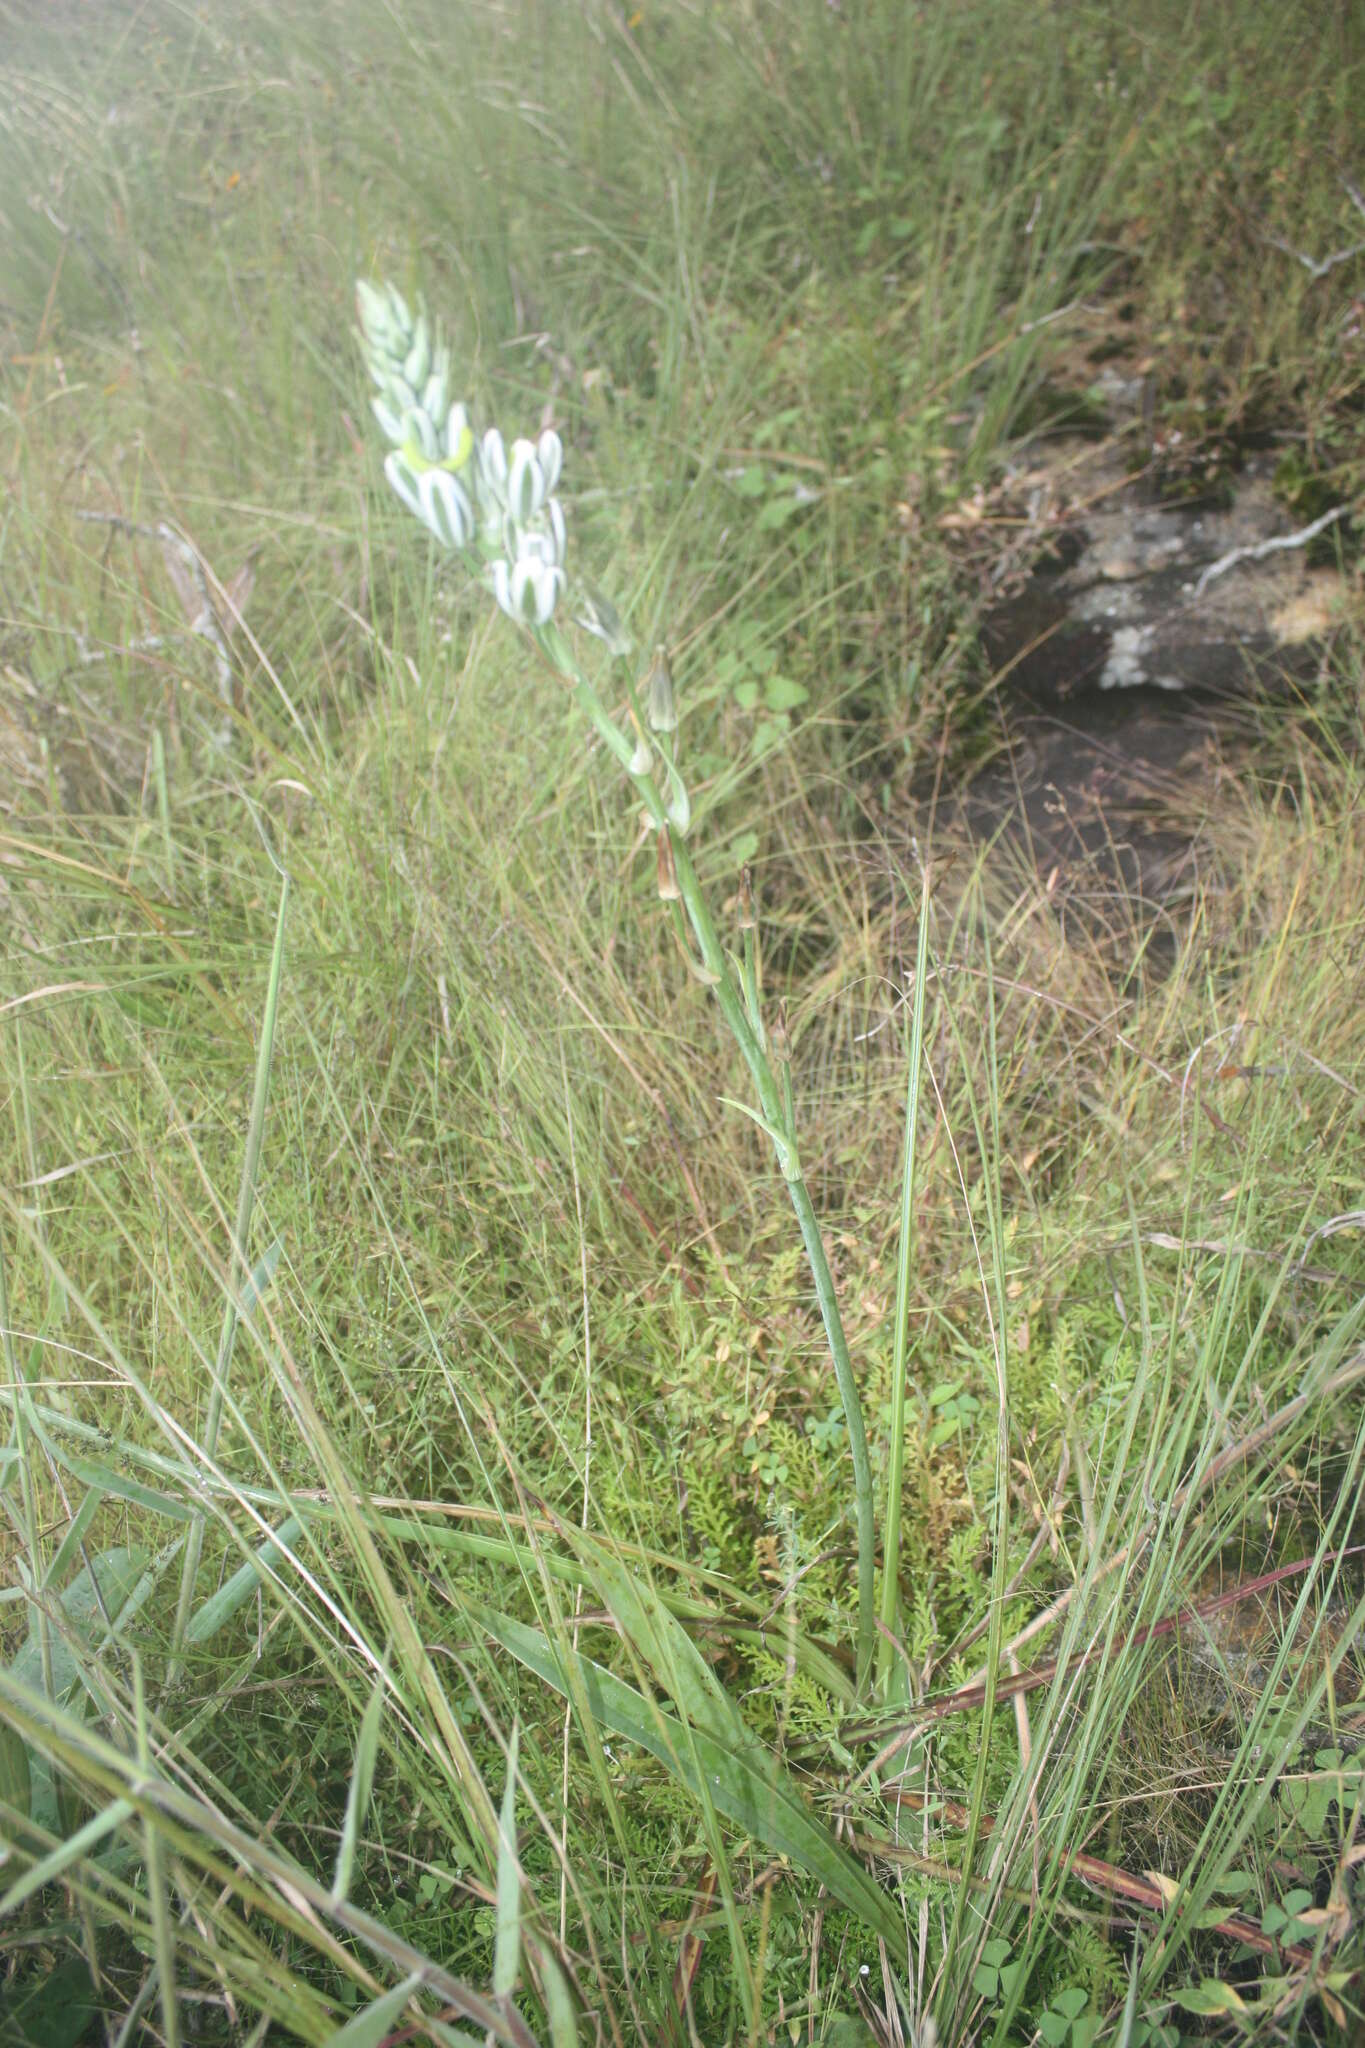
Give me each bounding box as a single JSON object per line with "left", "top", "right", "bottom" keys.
{"left": 331, "top": 1665, "right": 387, "bottom": 1908}
{"left": 169, "top": 867, "right": 289, "bottom": 1674}
{"left": 324, "top": 1971, "right": 424, "bottom": 2048}
{"left": 494, "top": 1723, "right": 522, "bottom": 1999}
{"left": 470, "top": 1599, "right": 901, "bottom": 1944}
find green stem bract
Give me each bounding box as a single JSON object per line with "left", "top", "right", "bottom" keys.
{"left": 741, "top": 926, "right": 765, "bottom": 1051}
{"left": 540, "top": 629, "right": 876, "bottom": 1690}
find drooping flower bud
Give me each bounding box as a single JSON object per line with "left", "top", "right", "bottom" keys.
{"left": 646, "top": 647, "right": 678, "bottom": 733}
{"left": 573, "top": 581, "right": 633, "bottom": 657}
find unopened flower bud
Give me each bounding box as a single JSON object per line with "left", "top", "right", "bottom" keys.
{"left": 646, "top": 647, "right": 678, "bottom": 733}
{"left": 738, "top": 866, "right": 756, "bottom": 931}
{"left": 384, "top": 451, "right": 425, "bottom": 526}
{"left": 355, "top": 279, "right": 389, "bottom": 338}
{"left": 380, "top": 372, "right": 418, "bottom": 416}
{"left": 371, "top": 395, "right": 405, "bottom": 443}
{"left": 403, "top": 313, "right": 431, "bottom": 392}
{"left": 656, "top": 828, "right": 682, "bottom": 901}
{"left": 404, "top": 407, "right": 440, "bottom": 463}
{"left": 422, "top": 346, "right": 452, "bottom": 421}
{"left": 770, "top": 1001, "right": 791, "bottom": 1065}
{"left": 538, "top": 429, "right": 562, "bottom": 494}
{"left": 443, "top": 402, "right": 473, "bottom": 468}
{"left": 507, "top": 438, "right": 548, "bottom": 525}
{"left": 491, "top": 547, "right": 564, "bottom": 626}
{"left": 629, "top": 735, "right": 652, "bottom": 776}
{"left": 544, "top": 496, "right": 567, "bottom": 567}
{"left": 479, "top": 428, "right": 509, "bottom": 502}
{"left": 417, "top": 467, "right": 474, "bottom": 549}
{"left": 574, "top": 581, "right": 633, "bottom": 657}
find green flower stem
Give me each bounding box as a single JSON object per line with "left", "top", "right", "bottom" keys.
{"left": 536, "top": 625, "right": 876, "bottom": 1690}
{"left": 876, "top": 864, "right": 932, "bottom": 1694}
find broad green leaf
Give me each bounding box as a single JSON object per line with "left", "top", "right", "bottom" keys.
{"left": 9, "top": 1546, "right": 152, "bottom": 1834}
{"left": 11, "top": 1547, "right": 150, "bottom": 1698}
{"left": 534, "top": 1944, "right": 579, "bottom": 2048}
{"left": 763, "top": 676, "right": 808, "bottom": 712}
{"left": 375, "top": 1515, "right": 852, "bottom": 1701}
{"left": 184, "top": 1515, "right": 302, "bottom": 1645}
{"left": 39, "top": 1488, "right": 106, "bottom": 1592}
{"left": 0, "top": 1954, "right": 100, "bottom": 2048}
{"left": 564, "top": 1536, "right": 745, "bottom": 1755}
{"left": 1172, "top": 1980, "right": 1246, "bottom": 2016}
{"left": 756, "top": 494, "right": 799, "bottom": 530}
{"left": 323, "top": 1972, "right": 424, "bottom": 2048}
{"left": 61, "top": 1460, "right": 191, "bottom": 1522}
{"left": 493, "top": 1724, "right": 521, "bottom": 1998}
{"left": 0, "top": 1791, "right": 135, "bottom": 1915}
{"left": 468, "top": 1599, "right": 900, "bottom": 1942}
{"left": 240, "top": 1235, "right": 283, "bottom": 1315}
{"left": 0, "top": 1719, "right": 31, "bottom": 1820}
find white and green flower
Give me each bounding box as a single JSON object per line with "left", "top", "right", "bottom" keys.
{"left": 506, "top": 431, "right": 562, "bottom": 525}
{"left": 385, "top": 451, "right": 474, "bottom": 550}
{"left": 358, "top": 279, "right": 566, "bottom": 617}
{"left": 491, "top": 527, "right": 565, "bottom": 625}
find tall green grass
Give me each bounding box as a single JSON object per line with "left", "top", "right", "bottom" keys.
{"left": 2, "top": 1, "right": 1363, "bottom": 2042}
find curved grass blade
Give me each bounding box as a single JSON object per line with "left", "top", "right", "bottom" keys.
{"left": 494, "top": 1723, "right": 522, "bottom": 1998}
{"left": 331, "top": 1664, "right": 387, "bottom": 1907}
{"left": 469, "top": 1599, "right": 901, "bottom": 1944}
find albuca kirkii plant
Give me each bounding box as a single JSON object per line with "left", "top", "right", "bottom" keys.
{"left": 356, "top": 278, "right": 879, "bottom": 1687}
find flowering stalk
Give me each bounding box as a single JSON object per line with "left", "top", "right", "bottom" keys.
{"left": 356, "top": 281, "right": 876, "bottom": 1690}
